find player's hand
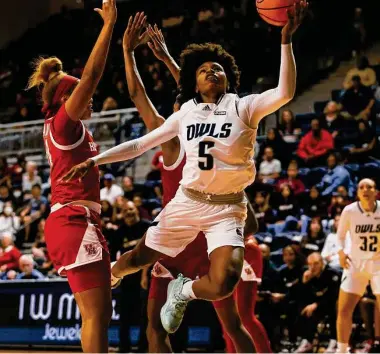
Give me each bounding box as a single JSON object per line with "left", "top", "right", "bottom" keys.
{"left": 147, "top": 24, "right": 171, "bottom": 62}
{"left": 301, "top": 302, "right": 317, "bottom": 317}
{"left": 61, "top": 159, "right": 95, "bottom": 182}
{"left": 281, "top": 0, "right": 308, "bottom": 40}
{"left": 338, "top": 250, "right": 351, "bottom": 269}
{"left": 111, "top": 262, "right": 122, "bottom": 289}
{"left": 123, "top": 12, "right": 149, "bottom": 52}
{"left": 95, "top": 0, "right": 117, "bottom": 26}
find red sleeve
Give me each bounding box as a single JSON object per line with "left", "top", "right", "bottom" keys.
{"left": 50, "top": 104, "right": 83, "bottom": 145}
{"left": 297, "top": 134, "right": 310, "bottom": 159}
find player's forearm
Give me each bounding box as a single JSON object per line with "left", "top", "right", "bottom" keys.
{"left": 124, "top": 50, "right": 164, "bottom": 131}
{"left": 277, "top": 43, "right": 296, "bottom": 101}
{"left": 82, "top": 23, "right": 114, "bottom": 85}
{"left": 91, "top": 118, "right": 179, "bottom": 166}
{"left": 163, "top": 56, "right": 180, "bottom": 85}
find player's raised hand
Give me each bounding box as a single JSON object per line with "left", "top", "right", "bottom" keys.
{"left": 281, "top": 0, "right": 308, "bottom": 39}
{"left": 94, "top": 0, "right": 117, "bottom": 26}
{"left": 147, "top": 24, "right": 171, "bottom": 62}
{"left": 61, "top": 159, "right": 95, "bottom": 183}
{"left": 338, "top": 250, "right": 351, "bottom": 269}
{"left": 123, "top": 12, "right": 149, "bottom": 52}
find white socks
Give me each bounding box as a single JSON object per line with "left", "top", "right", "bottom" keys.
{"left": 180, "top": 280, "right": 196, "bottom": 300}
{"left": 336, "top": 342, "right": 349, "bottom": 353}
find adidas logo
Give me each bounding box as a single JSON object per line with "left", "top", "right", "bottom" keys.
{"left": 202, "top": 105, "right": 212, "bottom": 111}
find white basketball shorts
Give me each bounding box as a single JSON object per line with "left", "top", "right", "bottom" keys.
{"left": 145, "top": 188, "right": 247, "bottom": 257}
{"left": 340, "top": 258, "right": 380, "bottom": 295}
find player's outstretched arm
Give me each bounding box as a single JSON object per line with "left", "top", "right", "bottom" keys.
{"left": 241, "top": 1, "right": 308, "bottom": 129}
{"left": 147, "top": 24, "right": 180, "bottom": 85}
{"left": 66, "top": 0, "right": 117, "bottom": 121}
{"left": 123, "top": 13, "right": 165, "bottom": 131}
{"left": 61, "top": 111, "right": 181, "bottom": 181}
{"left": 336, "top": 207, "right": 351, "bottom": 269}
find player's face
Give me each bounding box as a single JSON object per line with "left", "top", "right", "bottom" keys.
{"left": 357, "top": 180, "right": 377, "bottom": 202}
{"left": 195, "top": 62, "right": 227, "bottom": 96}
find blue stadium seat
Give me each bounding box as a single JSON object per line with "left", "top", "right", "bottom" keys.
{"left": 295, "top": 113, "right": 317, "bottom": 132}
{"left": 331, "top": 89, "right": 344, "bottom": 102}
{"left": 313, "top": 100, "right": 329, "bottom": 114}
{"left": 270, "top": 233, "right": 293, "bottom": 251}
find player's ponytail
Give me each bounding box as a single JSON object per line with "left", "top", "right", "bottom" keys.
{"left": 27, "top": 57, "right": 68, "bottom": 108}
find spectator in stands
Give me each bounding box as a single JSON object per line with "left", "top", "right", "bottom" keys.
{"left": 316, "top": 152, "right": 355, "bottom": 198}
{"left": 296, "top": 118, "right": 334, "bottom": 167}
{"left": 347, "top": 119, "right": 377, "bottom": 163}
{"left": 101, "top": 96, "right": 118, "bottom": 112}
{"left": 257, "top": 147, "right": 281, "bottom": 184}
{"left": 22, "top": 161, "right": 42, "bottom": 193}
{"left": 0, "top": 233, "right": 21, "bottom": 272}
{"left": 271, "top": 184, "right": 299, "bottom": 232}
{"left": 32, "top": 219, "right": 53, "bottom": 275}
{"left": 133, "top": 195, "right": 151, "bottom": 221}
{"left": 100, "top": 200, "right": 113, "bottom": 226}
{"left": 0, "top": 204, "right": 20, "bottom": 238}
{"left": 301, "top": 186, "right": 328, "bottom": 219}
{"left": 278, "top": 109, "right": 301, "bottom": 143}
{"left": 272, "top": 245, "right": 306, "bottom": 343}
{"left": 12, "top": 106, "right": 31, "bottom": 122}
{"left": 341, "top": 75, "right": 375, "bottom": 120}
{"left": 122, "top": 176, "right": 136, "bottom": 200}
{"left": 301, "top": 218, "right": 326, "bottom": 255}
{"left": 294, "top": 252, "right": 340, "bottom": 353}
{"left": 319, "top": 101, "right": 345, "bottom": 139}
{"left": 258, "top": 128, "right": 286, "bottom": 163}
{"left": 321, "top": 215, "right": 350, "bottom": 270}
{"left": 253, "top": 191, "right": 275, "bottom": 233}
{"left": 0, "top": 185, "right": 16, "bottom": 211}
{"left": 112, "top": 195, "right": 128, "bottom": 226}
{"left": 10, "top": 154, "right": 25, "bottom": 190}
{"left": 328, "top": 194, "right": 350, "bottom": 219}
{"left": 343, "top": 56, "right": 376, "bottom": 90}
{"left": 113, "top": 80, "right": 131, "bottom": 108}
{"left": 0, "top": 157, "right": 11, "bottom": 188}
{"left": 276, "top": 161, "right": 305, "bottom": 195}
{"left": 100, "top": 173, "right": 123, "bottom": 205}
{"left": 20, "top": 184, "right": 49, "bottom": 242}
{"left": 113, "top": 201, "right": 150, "bottom": 353}
{"left": 16, "top": 255, "right": 45, "bottom": 280}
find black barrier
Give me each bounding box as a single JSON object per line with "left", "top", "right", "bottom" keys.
{"left": 0, "top": 279, "right": 224, "bottom": 350}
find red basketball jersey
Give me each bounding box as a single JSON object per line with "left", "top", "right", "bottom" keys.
{"left": 159, "top": 144, "right": 186, "bottom": 207}
{"left": 43, "top": 105, "right": 100, "bottom": 205}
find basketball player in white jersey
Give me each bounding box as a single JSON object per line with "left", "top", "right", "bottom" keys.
{"left": 63, "top": 0, "right": 307, "bottom": 336}
{"left": 336, "top": 178, "right": 380, "bottom": 353}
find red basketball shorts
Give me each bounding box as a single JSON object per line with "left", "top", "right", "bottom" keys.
{"left": 45, "top": 204, "right": 110, "bottom": 293}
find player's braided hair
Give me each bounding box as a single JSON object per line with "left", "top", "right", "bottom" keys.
{"left": 178, "top": 43, "right": 240, "bottom": 102}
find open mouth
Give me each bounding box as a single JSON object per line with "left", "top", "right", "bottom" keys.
{"left": 206, "top": 74, "right": 218, "bottom": 83}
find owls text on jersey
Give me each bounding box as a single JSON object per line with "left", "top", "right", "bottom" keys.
{"left": 337, "top": 201, "right": 380, "bottom": 261}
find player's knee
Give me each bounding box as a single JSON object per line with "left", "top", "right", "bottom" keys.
{"left": 213, "top": 268, "right": 240, "bottom": 298}
{"left": 222, "top": 317, "right": 244, "bottom": 337}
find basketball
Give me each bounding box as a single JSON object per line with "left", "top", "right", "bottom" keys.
{"left": 256, "top": 0, "right": 296, "bottom": 26}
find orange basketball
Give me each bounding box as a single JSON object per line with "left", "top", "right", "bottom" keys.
{"left": 256, "top": 0, "right": 295, "bottom": 26}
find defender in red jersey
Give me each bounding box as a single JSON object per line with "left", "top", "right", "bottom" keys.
{"left": 27, "top": 1, "right": 117, "bottom": 352}
{"left": 116, "top": 16, "right": 271, "bottom": 353}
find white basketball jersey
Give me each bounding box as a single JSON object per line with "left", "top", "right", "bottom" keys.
{"left": 177, "top": 93, "right": 257, "bottom": 194}
{"left": 341, "top": 201, "right": 380, "bottom": 261}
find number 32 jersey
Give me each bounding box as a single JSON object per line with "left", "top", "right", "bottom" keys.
{"left": 177, "top": 93, "right": 258, "bottom": 195}
{"left": 338, "top": 201, "right": 380, "bottom": 261}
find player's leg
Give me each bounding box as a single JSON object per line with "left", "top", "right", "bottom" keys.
{"left": 337, "top": 290, "right": 362, "bottom": 353}
{"left": 236, "top": 281, "right": 272, "bottom": 353}
{"left": 213, "top": 293, "right": 255, "bottom": 353}
{"left": 147, "top": 276, "right": 173, "bottom": 353}
{"left": 68, "top": 255, "right": 112, "bottom": 353}
{"left": 192, "top": 245, "right": 244, "bottom": 300}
